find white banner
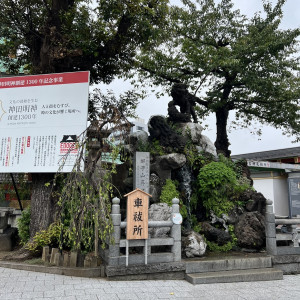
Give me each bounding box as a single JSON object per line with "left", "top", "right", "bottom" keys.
{"left": 0, "top": 71, "right": 89, "bottom": 173}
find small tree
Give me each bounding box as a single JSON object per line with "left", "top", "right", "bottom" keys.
{"left": 135, "top": 0, "right": 300, "bottom": 156}
{"left": 57, "top": 89, "right": 139, "bottom": 254}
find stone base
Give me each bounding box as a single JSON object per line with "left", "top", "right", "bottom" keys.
{"left": 0, "top": 227, "right": 18, "bottom": 251}
{"left": 272, "top": 255, "right": 300, "bottom": 274}
{"left": 106, "top": 261, "right": 185, "bottom": 280}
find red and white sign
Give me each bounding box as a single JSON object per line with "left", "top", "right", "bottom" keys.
{"left": 0, "top": 71, "right": 89, "bottom": 173}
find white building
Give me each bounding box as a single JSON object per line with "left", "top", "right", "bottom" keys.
{"left": 232, "top": 147, "right": 300, "bottom": 217}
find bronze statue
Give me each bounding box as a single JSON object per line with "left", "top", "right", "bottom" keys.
{"left": 168, "top": 83, "right": 198, "bottom": 123}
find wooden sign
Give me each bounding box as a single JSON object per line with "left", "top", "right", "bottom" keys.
{"left": 125, "top": 188, "right": 151, "bottom": 240}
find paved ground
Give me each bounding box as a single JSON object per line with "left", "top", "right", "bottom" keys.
{"left": 1, "top": 267, "right": 300, "bottom": 300}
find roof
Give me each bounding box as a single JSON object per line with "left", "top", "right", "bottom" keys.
{"left": 124, "top": 188, "right": 152, "bottom": 198}
{"left": 232, "top": 146, "right": 300, "bottom": 161}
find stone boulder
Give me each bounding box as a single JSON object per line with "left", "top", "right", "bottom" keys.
{"left": 235, "top": 212, "right": 265, "bottom": 250}
{"left": 243, "top": 191, "right": 266, "bottom": 215}
{"left": 149, "top": 173, "right": 163, "bottom": 204}
{"left": 200, "top": 222, "right": 232, "bottom": 246}
{"left": 127, "top": 130, "right": 149, "bottom": 149}
{"left": 199, "top": 135, "right": 217, "bottom": 157}
{"left": 157, "top": 153, "right": 186, "bottom": 170}
{"left": 177, "top": 122, "right": 203, "bottom": 144}
{"left": 148, "top": 115, "right": 187, "bottom": 151}
{"left": 182, "top": 231, "right": 207, "bottom": 258}
{"left": 148, "top": 203, "right": 172, "bottom": 238}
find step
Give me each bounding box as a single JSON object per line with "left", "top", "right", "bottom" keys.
{"left": 185, "top": 256, "right": 272, "bottom": 274}
{"left": 185, "top": 268, "right": 283, "bottom": 284}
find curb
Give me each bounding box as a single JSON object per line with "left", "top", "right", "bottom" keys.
{"left": 0, "top": 261, "right": 106, "bottom": 278}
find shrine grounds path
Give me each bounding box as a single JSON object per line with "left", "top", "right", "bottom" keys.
{"left": 1, "top": 266, "right": 300, "bottom": 300}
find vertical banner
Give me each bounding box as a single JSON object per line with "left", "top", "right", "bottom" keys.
{"left": 0, "top": 71, "right": 89, "bottom": 173}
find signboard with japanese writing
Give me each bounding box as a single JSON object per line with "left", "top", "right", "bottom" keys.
{"left": 0, "top": 71, "right": 89, "bottom": 173}
{"left": 247, "top": 160, "right": 271, "bottom": 168}
{"left": 133, "top": 152, "right": 150, "bottom": 193}
{"left": 125, "top": 188, "right": 151, "bottom": 240}
{"left": 288, "top": 177, "right": 300, "bottom": 217}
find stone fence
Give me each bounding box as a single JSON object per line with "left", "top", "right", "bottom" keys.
{"left": 100, "top": 197, "right": 181, "bottom": 266}
{"left": 266, "top": 199, "right": 300, "bottom": 255}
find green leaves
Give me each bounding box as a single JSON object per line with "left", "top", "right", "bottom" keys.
{"left": 198, "top": 158, "right": 250, "bottom": 217}
{"left": 135, "top": 0, "right": 300, "bottom": 154}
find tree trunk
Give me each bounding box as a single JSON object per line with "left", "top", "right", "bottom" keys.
{"left": 30, "top": 173, "right": 56, "bottom": 238}
{"left": 214, "top": 107, "right": 231, "bottom": 157}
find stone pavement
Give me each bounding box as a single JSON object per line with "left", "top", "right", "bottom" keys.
{"left": 0, "top": 267, "right": 300, "bottom": 300}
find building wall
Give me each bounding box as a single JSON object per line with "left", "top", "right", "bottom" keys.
{"left": 252, "top": 171, "right": 289, "bottom": 216}
{"left": 273, "top": 177, "right": 289, "bottom": 216}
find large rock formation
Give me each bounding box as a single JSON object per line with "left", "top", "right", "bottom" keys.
{"left": 235, "top": 212, "right": 265, "bottom": 250}
{"left": 182, "top": 231, "right": 207, "bottom": 258}
{"left": 148, "top": 203, "right": 172, "bottom": 238}
{"left": 148, "top": 115, "right": 187, "bottom": 151}
{"left": 200, "top": 222, "right": 232, "bottom": 246}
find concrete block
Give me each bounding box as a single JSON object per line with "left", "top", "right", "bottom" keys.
{"left": 63, "top": 253, "right": 70, "bottom": 267}
{"left": 265, "top": 222, "right": 276, "bottom": 238}
{"left": 171, "top": 225, "right": 181, "bottom": 241}
{"left": 277, "top": 246, "right": 300, "bottom": 255}
{"left": 186, "top": 257, "right": 272, "bottom": 274}
{"left": 266, "top": 237, "right": 277, "bottom": 255}
{"left": 90, "top": 256, "right": 98, "bottom": 268}
{"left": 111, "top": 214, "right": 121, "bottom": 225}
{"left": 108, "top": 245, "right": 120, "bottom": 257}
{"left": 42, "top": 246, "right": 50, "bottom": 262}
{"left": 54, "top": 252, "right": 63, "bottom": 266}
{"left": 50, "top": 248, "right": 59, "bottom": 265}
{"left": 106, "top": 261, "right": 185, "bottom": 277}
{"left": 185, "top": 268, "right": 283, "bottom": 284}
{"left": 100, "top": 265, "right": 106, "bottom": 277}
{"left": 272, "top": 254, "right": 300, "bottom": 264}
{"left": 70, "top": 251, "right": 78, "bottom": 267}
{"left": 172, "top": 241, "right": 181, "bottom": 262}
{"left": 108, "top": 256, "right": 119, "bottom": 266}
{"left": 0, "top": 232, "right": 12, "bottom": 251}
{"left": 112, "top": 226, "right": 121, "bottom": 242}
{"left": 273, "top": 263, "right": 300, "bottom": 275}
{"left": 84, "top": 257, "right": 91, "bottom": 268}
{"left": 265, "top": 213, "right": 275, "bottom": 223}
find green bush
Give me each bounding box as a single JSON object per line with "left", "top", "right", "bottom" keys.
{"left": 198, "top": 161, "right": 249, "bottom": 217}
{"left": 17, "top": 206, "right": 31, "bottom": 245}
{"left": 26, "top": 222, "right": 61, "bottom": 253}
{"left": 160, "top": 179, "right": 187, "bottom": 219}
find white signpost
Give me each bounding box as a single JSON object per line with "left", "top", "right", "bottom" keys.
{"left": 0, "top": 71, "right": 89, "bottom": 173}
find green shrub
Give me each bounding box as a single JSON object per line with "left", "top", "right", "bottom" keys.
{"left": 17, "top": 206, "right": 31, "bottom": 245}
{"left": 198, "top": 161, "right": 250, "bottom": 217}
{"left": 160, "top": 179, "right": 187, "bottom": 218}
{"left": 26, "top": 222, "right": 61, "bottom": 253}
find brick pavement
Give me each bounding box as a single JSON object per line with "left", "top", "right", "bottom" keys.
{"left": 1, "top": 266, "right": 300, "bottom": 300}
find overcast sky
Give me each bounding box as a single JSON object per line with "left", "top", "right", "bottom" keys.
{"left": 97, "top": 0, "right": 300, "bottom": 155}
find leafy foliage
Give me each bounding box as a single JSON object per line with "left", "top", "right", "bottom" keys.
{"left": 135, "top": 0, "right": 300, "bottom": 155}
{"left": 198, "top": 161, "right": 250, "bottom": 217}
{"left": 0, "top": 0, "right": 169, "bottom": 83}
{"left": 26, "top": 222, "right": 61, "bottom": 254}
{"left": 54, "top": 89, "right": 136, "bottom": 253}
{"left": 160, "top": 179, "right": 187, "bottom": 218}
{"left": 17, "top": 206, "right": 31, "bottom": 245}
